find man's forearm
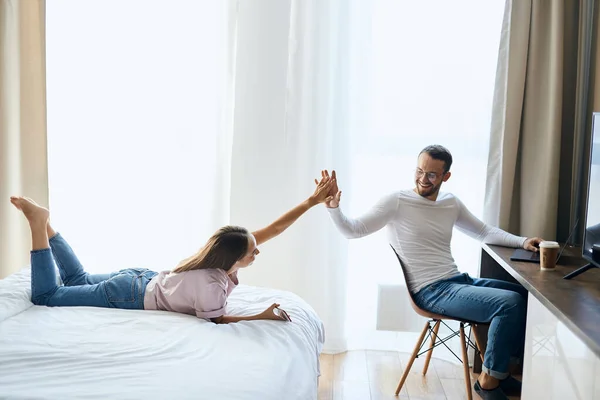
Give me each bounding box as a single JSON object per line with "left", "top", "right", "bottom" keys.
{"left": 326, "top": 193, "right": 397, "bottom": 239}
{"left": 456, "top": 198, "right": 526, "bottom": 248}
{"left": 327, "top": 206, "right": 371, "bottom": 238}
{"left": 480, "top": 226, "right": 527, "bottom": 248}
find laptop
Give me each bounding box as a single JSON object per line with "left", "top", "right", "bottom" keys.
{"left": 510, "top": 220, "right": 578, "bottom": 264}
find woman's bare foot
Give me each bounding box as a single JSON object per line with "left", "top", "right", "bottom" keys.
{"left": 10, "top": 196, "right": 50, "bottom": 225}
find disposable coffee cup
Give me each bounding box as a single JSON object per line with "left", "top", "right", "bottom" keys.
{"left": 539, "top": 241, "right": 560, "bottom": 270}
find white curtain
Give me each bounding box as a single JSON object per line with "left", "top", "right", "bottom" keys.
{"left": 45, "top": 0, "right": 505, "bottom": 354}
{"left": 226, "top": 0, "right": 375, "bottom": 352}
{"left": 45, "top": 1, "right": 233, "bottom": 275}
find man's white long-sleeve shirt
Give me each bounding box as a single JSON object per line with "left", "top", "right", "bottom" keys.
{"left": 327, "top": 189, "right": 527, "bottom": 293}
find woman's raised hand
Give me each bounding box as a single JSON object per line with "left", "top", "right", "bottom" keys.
{"left": 310, "top": 173, "right": 335, "bottom": 204}
{"left": 314, "top": 170, "right": 341, "bottom": 208}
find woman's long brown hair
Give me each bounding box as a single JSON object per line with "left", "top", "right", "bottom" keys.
{"left": 172, "top": 226, "right": 250, "bottom": 273}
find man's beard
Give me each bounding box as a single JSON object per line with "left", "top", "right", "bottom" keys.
{"left": 416, "top": 180, "right": 441, "bottom": 198}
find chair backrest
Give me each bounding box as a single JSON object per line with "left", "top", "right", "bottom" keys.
{"left": 389, "top": 244, "right": 415, "bottom": 294}
{"left": 389, "top": 244, "right": 445, "bottom": 319}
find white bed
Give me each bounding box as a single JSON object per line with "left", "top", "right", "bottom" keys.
{"left": 0, "top": 267, "right": 325, "bottom": 400}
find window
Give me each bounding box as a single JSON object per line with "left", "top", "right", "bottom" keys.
{"left": 46, "top": 1, "right": 228, "bottom": 273}
{"left": 345, "top": 0, "right": 506, "bottom": 350}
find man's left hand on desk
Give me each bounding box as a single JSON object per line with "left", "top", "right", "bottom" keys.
{"left": 523, "top": 237, "right": 544, "bottom": 252}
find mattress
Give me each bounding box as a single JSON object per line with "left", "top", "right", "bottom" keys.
{"left": 0, "top": 267, "right": 325, "bottom": 400}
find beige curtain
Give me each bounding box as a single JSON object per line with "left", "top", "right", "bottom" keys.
{"left": 0, "top": 0, "right": 48, "bottom": 279}
{"left": 484, "top": 0, "right": 594, "bottom": 242}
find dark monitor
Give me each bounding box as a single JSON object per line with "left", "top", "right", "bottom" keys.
{"left": 564, "top": 113, "right": 600, "bottom": 279}
{"left": 583, "top": 120, "right": 600, "bottom": 265}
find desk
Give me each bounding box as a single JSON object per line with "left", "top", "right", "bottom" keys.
{"left": 478, "top": 244, "right": 600, "bottom": 399}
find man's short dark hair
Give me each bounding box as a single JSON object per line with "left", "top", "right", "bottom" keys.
{"left": 419, "top": 145, "right": 453, "bottom": 172}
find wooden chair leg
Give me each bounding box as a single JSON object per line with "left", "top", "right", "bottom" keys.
{"left": 395, "top": 321, "right": 430, "bottom": 396}
{"left": 459, "top": 323, "right": 473, "bottom": 400}
{"left": 422, "top": 320, "right": 440, "bottom": 375}
{"left": 471, "top": 324, "right": 485, "bottom": 363}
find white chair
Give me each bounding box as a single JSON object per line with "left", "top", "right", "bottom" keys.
{"left": 390, "top": 245, "right": 487, "bottom": 400}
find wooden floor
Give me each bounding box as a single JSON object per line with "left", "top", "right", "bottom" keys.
{"left": 318, "top": 351, "right": 521, "bottom": 400}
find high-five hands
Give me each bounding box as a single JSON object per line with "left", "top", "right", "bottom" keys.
{"left": 310, "top": 174, "right": 336, "bottom": 204}
{"left": 314, "top": 170, "right": 341, "bottom": 208}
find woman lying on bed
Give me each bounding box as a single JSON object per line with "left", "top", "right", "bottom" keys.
{"left": 9, "top": 175, "right": 334, "bottom": 324}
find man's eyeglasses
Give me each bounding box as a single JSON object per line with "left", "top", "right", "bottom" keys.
{"left": 415, "top": 168, "right": 444, "bottom": 181}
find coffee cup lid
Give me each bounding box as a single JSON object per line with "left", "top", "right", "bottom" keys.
{"left": 539, "top": 241, "right": 560, "bottom": 248}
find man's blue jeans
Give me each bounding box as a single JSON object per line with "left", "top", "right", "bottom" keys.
{"left": 413, "top": 273, "right": 527, "bottom": 379}
{"left": 30, "top": 233, "right": 157, "bottom": 309}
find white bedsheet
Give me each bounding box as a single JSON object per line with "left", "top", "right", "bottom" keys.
{"left": 0, "top": 268, "right": 325, "bottom": 400}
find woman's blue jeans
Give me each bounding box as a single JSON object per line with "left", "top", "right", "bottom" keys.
{"left": 413, "top": 273, "right": 527, "bottom": 379}
{"left": 30, "top": 233, "right": 157, "bottom": 309}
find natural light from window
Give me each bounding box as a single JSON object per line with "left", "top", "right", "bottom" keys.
{"left": 344, "top": 0, "right": 506, "bottom": 350}
{"left": 46, "top": 1, "right": 226, "bottom": 274}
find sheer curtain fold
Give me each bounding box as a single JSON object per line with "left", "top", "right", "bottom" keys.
{"left": 212, "top": 0, "right": 240, "bottom": 228}
{"left": 228, "top": 0, "right": 372, "bottom": 352}
{"left": 0, "top": 0, "right": 48, "bottom": 279}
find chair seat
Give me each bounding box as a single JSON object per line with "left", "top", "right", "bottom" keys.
{"left": 409, "top": 297, "right": 447, "bottom": 320}
{"left": 408, "top": 290, "right": 488, "bottom": 325}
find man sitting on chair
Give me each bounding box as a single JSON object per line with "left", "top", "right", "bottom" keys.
{"left": 320, "top": 145, "right": 543, "bottom": 400}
